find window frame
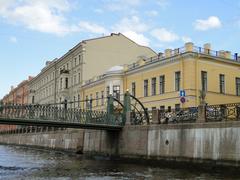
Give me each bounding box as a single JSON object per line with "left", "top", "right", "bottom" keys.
{"left": 144, "top": 79, "right": 148, "bottom": 97}
{"left": 201, "top": 71, "right": 208, "bottom": 92}
{"left": 236, "top": 77, "right": 240, "bottom": 96}
{"left": 159, "top": 75, "right": 165, "bottom": 94}
{"left": 219, "top": 74, "right": 225, "bottom": 94}
{"left": 175, "top": 71, "right": 181, "bottom": 91}
{"left": 151, "top": 77, "right": 156, "bottom": 96}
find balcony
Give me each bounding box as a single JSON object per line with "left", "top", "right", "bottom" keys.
{"left": 60, "top": 69, "right": 69, "bottom": 74}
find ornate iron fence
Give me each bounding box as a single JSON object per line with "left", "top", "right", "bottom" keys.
{"left": 0, "top": 104, "right": 123, "bottom": 126}
{"left": 148, "top": 107, "right": 198, "bottom": 124}
{"left": 206, "top": 103, "right": 240, "bottom": 122}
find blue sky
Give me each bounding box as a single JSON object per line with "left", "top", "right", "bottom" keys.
{"left": 0, "top": 0, "right": 240, "bottom": 99}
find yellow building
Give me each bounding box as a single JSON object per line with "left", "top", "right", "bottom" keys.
{"left": 81, "top": 42, "right": 240, "bottom": 111}
{"left": 28, "top": 33, "right": 156, "bottom": 105}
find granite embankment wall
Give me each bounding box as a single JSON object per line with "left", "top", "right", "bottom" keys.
{"left": 0, "top": 129, "right": 85, "bottom": 153}
{"left": 1, "top": 122, "right": 240, "bottom": 166}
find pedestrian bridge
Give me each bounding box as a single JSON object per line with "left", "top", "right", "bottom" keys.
{"left": 0, "top": 93, "right": 150, "bottom": 131}
{"left": 0, "top": 104, "right": 123, "bottom": 131}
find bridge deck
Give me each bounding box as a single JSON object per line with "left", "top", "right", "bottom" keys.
{"left": 0, "top": 117, "right": 123, "bottom": 131}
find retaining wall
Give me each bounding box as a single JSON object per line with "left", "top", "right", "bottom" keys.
{"left": 0, "top": 129, "right": 84, "bottom": 153}
{"left": 1, "top": 122, "right": 240, "bottom": 166}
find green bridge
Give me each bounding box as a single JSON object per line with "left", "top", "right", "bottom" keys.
{"left": 0, "top": 92, "right": 149, "bottom": 131}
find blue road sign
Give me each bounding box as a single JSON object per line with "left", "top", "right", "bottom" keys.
{"left": 180, "top": 90, "right": 186, "bottom": 97}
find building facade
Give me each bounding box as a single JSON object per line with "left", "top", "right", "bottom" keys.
{"left": 28, "top": 33, "right": 157, "bottom": 105}
{"left": 2, "top": 76, "right": 33, "bottom": 105}
{"left": 81, "top": 42, "right": 240, "bottom": 111}
{"left": 0, "top": 76, "right": 33, "bottom": 131}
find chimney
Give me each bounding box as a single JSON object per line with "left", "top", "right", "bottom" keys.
{"left": 158, "top": 52, "right": 164, "bottom": 58}
{"left": 11, "top": 86, "right": 14, "bottom": 91}
{"left": 165, "top": 49, "right": 172, "bottom": 58}
{"left": 174, "top": 48, "right": 179, "bottom": 55}
{"left": 45, "top": 61, "right": 51, "bottom": 66}
{"left": 203, "top": 43, "right": 211, "bottom": 54}
{"left": 185, "top": 42, "right": 194, "bottom": 52}
{"left": 218, "top": 50, "right": 225, "bottom": 58}
{"left": 224, "top": 51, "right": 231, "bottom": 59}
{"left": 137, "top": 59, "right": 146, "bottom": 66}
{"left": 185, "top": 42, "right": 193, "bottom": 52}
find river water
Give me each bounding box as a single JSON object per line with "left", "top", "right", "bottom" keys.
{"left": 0, "top": 145, "right": 239, "bottom": 180}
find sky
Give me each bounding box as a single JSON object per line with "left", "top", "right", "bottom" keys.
{"left": 0, "top": 0, "right": 240, "bottom": 99}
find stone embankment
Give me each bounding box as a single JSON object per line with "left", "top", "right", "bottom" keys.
{"left": 1, "top": 121, "right": 240, "bottom": 167}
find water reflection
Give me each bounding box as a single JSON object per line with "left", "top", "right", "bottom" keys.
{"left": 0, "top": 145, "right": 239, "bottom": 179}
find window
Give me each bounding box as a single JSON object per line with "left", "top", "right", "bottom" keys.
{"left": 167, "top": 106, "right": 171, "bottom": 112}
{"left": 78, "top": 73, "right": 81, "bottom": 83}
{"left": 66, "top": 63, "right": 69, "bottom": 70}
{"left": 85, "top": 95, "right": 88, "bottom": 109}
{"left": 175, "top": 71, "right": 181, "bottom": 91}
{"left": 60, "top": 78, "right": 62, "bottom": 89}
{"left": 90, "top": 94, "right": 92, "bottom": 109}
{"left": 32, "top": 96, "right": 35, "bottom": 104}
{"left": 113, "top": 85, "right": 120, "bottom": 99}
{"left": 159, "top": 75, "right": 165, "bottom": 94}
{"left": 79, "top": 55, "right": 82, "bottom": 64}
{"left": 101, "top": 91, "right": 104, "bottom": 105}
{"left": 65, "top": 78, "right": 68, "bottom": 89}
{"left": 219, "top": 74, "right": 225, "bottom": 94}
{"left": 131, "top": 82, "right": 136, "bottom": 96}
{"left": 96, "top": 92, "right": 99, "bottom": 106}
{"left": 160, "top": 106, "right": 165, "bottom": 112}
{"left": 78, "top": 94, "right": 80, "bottom": 108}
{"left": 74, "top": 75, "right": 76, "bottom": 85}
{"left": 144, "top": 79, "right": 148, "bottom": 97}
{"left": 152, "top": 107, "right": 156, "bottom": 110}
{"left": 236, "top": 78, "right": 240, "bottom": 96}
{"left": 201, "top": 71, "right": 207, "bottom": 92}
{"left": 106, "top": 86, "right": 110, "bottom": 97}
{"left": 74, "top": 58, "right": 77, "bottom": 66}
{"left": 73, "top": 96, "right": 76, "bottom": 107}
{"left": 175, "top": 104, "right": 180, "bottom": 111}
{"left": 151, "top": 77, "right": 156, "bottom": 96}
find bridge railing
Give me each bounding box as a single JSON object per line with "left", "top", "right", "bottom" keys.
{"left": 0, "top": 103, "right": 123, "bottom": 126}
{"left": 147, "top": 107, "right": 198, "bottom": 124}
{"left": 206, "top": 103, "right": 240, "bottom": 122}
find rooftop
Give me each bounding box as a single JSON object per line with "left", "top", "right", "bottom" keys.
{"left": 83, "top": 42, "right": 239, "bottom": 86}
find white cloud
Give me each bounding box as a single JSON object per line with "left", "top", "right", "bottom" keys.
{"left": 112, "top": 16, "right": 150, "bottom": 46}
{"left": 9, "top": 36, "right": 17, "bottom": 43}
{"left": 181, "top": 36, "right": 192, "bottom": 43}
{"left": 0, "top": 0, "right": 72, "bottom": 36}
{"left": 194, "top": 16, "right": 222, "bottom": 31}
{"left": 146, "top": 10, "right": 158, "bottom": 17}
{"left": 0, "top": 0, "right": 110, "bottom": 36}
{"left": 156, "top": 0, "right": 169, "bottom": 8}
{"left": 77, "top": 21, "right": 109, "bottom": 35}
{"left": 151, "top": 28, "right": 179, "bottom": 42}
{"left": 122, "top": 31, "right": 150, "bottom": 46}
{"left": 103, "top": 0, "right": 141, "bottom": 11}
{"left": 113, "top": 16, "right": 149, "bottom": 33}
